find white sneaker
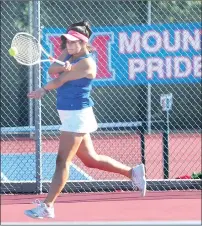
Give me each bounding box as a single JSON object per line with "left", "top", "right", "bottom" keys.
{"left": 24, "top": 200, "right": 55, "bottom": 219}
{"left": 132, "top": 164, "right": 147, "bottom": 197}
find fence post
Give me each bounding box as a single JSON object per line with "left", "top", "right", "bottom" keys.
{"left": 33, "top": 0, "right": 42, "bottom": 194}
{"left": 147, "top": 0, "right": 152, "bottom": 134}
{"left": 28, "top": 1, "right": 34, "bottom": 138}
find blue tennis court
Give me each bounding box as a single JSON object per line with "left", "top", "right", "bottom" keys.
{"left": 1, "top": 153, "right": 92, "bottom": 182}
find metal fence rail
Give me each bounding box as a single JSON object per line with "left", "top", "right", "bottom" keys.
{"left": 1, "top": 0, "right": 201, "bottom": 194}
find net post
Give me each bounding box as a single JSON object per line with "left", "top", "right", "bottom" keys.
{"left": 160, "top": 94, "right": 173, "bottom": 179}
{"left": 33, "top": 0, "right": 42, "bottom": 194}
{"left": 163, "top": 111, "right": 170, "bottom": 179}
{"left": 139, "top": 123, "right": 146, "bottom": 166}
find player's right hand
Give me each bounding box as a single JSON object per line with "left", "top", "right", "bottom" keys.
{"left": 63, "top": 61, "right": 72, "bottom": 72}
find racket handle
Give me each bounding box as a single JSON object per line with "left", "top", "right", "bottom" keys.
{"left": 49, "top": 57, "right": 65, "bottom": 66}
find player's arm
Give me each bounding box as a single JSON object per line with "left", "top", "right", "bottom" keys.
{"left": 27, "top": 58, "right": 96, "bottom": 99}
{"left": 43, "top": 59, "right": 96, "bottom": 91}
{"left": 48, "top": 49, "right": 69, "bottom": 77}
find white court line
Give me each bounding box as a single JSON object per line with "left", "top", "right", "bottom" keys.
{"left": 1, "top": 221, "right": 201, "bottom": 225}
{"left": 1, "top": 172, "right": 9, "bottom": 182}
{"left": 71, "top": 162, "right": 93, "bottom": 180}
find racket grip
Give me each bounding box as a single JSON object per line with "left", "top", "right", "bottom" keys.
{"left": 49, "top": 57, "right": 65, "bottom": 66}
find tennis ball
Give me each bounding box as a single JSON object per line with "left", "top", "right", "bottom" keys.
{"left": 8, "top": 47, "right": 18, "bottom": 57}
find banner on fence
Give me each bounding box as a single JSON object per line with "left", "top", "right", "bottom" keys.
{"left": 42, "top": 22, "right": 201, "bottom": 86}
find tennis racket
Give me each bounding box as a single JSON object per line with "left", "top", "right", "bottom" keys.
{"left": 9, "top": 32, "right": 65, "bottom": 66}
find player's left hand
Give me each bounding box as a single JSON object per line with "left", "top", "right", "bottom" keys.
{"left": 27, "top": 88, "right": 46, "bottom": 99}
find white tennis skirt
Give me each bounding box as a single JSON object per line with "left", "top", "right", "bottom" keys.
{"left": 57, "top": 107, "right": 98, "bottom": 133}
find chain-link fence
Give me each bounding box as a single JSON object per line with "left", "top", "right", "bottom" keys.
{"left": 1, "top": 0, "right": 201, "bottom": 194}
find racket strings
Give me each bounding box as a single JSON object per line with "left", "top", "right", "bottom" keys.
{"left": 12, "top": 34, "right": 41, "bottom": 65}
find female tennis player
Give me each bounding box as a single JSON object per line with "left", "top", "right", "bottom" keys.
{"left": 25, "top": 20, "right": 146, "bottom": 219}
